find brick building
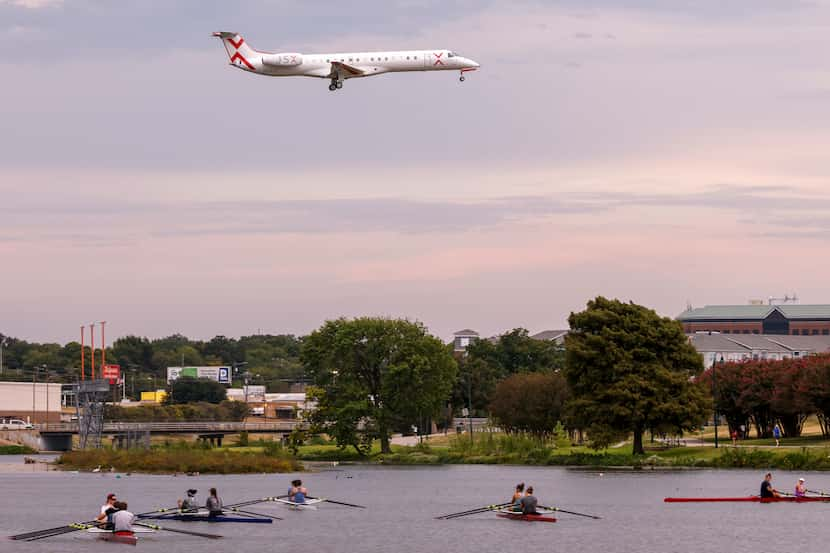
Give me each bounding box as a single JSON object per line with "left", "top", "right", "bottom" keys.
{"left": 678, "top": 305, "right": 830, "bottom": 336}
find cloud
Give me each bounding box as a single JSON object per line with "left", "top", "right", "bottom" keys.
{"left": 0, "top": 0, "right": 62, "bottom": 8}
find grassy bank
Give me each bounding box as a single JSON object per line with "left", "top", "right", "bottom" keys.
{"left": 294, "top": 433, "right": 830, "bottom": 470}
{"left": 0, "top": 445, "right": 36, "bottom": 455}
{"left": 57, "top": 442, "right": 302, "bottom": 474}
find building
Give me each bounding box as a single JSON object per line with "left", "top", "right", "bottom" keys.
{"left": 452, "top": 329, "right": 480, "bottom": 354}
{"left": 678, "top": 304, "right": 830, "bottom": 335}
{"left": 226, "top": 389, "right": 312, "bottom": 419}
{"left": 0, "top": 381, "right": 63, "bottom": 423}
{"left": 689, "top": 333, "right": 830, "bottom": 368}
{"left": 530, "top": 329, "right": 569, "bottom": 345}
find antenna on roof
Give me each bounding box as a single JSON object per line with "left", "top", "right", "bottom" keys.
{"left": 686, "top": 300, "right": 692, "bottom": 311}
{"left": 768, "top": 293, "right": 799, "bottom": 305}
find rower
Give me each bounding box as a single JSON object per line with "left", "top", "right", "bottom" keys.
{"left": 760, "top": 473, "right": 780, "bottom": 498}
{"left": 206, "top": 487, "right": 223, "bottom": 518}
{"left": 520, "top": 486, "right": 539, "bottom": 515}
{"left": 178, "top": 489, "right": 199, "bottom": 512}
{"left": 111, "top": 501, "right": 136, "bottom": 538}
{"left": 96, "top": 493, "right": 118, "bottom": 529}
{"left": 795, "top": 478, "right": 807, "bottom": 497}
{"left": 510, "top": 483, "right": 525, "bottom": 512}
{"left": 288, "top": 479, "right": 308, "bottom": 503}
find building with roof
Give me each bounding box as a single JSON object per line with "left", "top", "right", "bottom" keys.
{"left": 530, "top": 329, "right": 569, "bottom": 345}
{"left": 678, "top": 305, "right": 830, "bottom": 336}
{"left": 452, "top": 329, "right": 480, "bottom": 354}
{"left": 689, "top": 333, "right": 830, "bottom": 368}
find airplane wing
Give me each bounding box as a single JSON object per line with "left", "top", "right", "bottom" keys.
{"left": 329, "top": 61, "right": 365, "bottom": 80}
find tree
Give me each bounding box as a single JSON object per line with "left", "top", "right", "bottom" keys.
{"left": 489, "top": 372, "right": 570, "bottom": 437}
{"left": 302, "top": 317, "right": 457, "bottom": 455}
{"left": 165, "top": 376, "right": 228, "bottom": 404}
{"left": 565, "top": 297, "right": 709, "bottom": 455}
{"left": 455, "top": 328, "right": 565, "bottom": 413}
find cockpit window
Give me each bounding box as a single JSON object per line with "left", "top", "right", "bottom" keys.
{"left": 448, "top": 51, "right": 456, "bottom": 57}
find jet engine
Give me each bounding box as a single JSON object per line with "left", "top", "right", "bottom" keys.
{"left": 261, "top": 53, "right": 303, "bottom": 67}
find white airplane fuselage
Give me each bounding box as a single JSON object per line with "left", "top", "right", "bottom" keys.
{"left": 213, "top": 32, "right": 480, "bottom": 91}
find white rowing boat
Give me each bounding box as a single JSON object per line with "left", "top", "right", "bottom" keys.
{"left": 272, "top": 497, "right": 323, "bottom": 510}
{"left": 87, "top": 527, "right": 156, "bottom": 534}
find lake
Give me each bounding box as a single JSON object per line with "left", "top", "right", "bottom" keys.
{"left": 1, "top": 463, "right": 827, "bottom": 552}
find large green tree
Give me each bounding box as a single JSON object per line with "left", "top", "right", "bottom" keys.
{"left": 302, "top": 317, "right": 457, "bottom": 454}
{"left": 565, "top": 297, "right": 709, "bottom": 455}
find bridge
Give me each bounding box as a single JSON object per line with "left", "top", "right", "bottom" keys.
{"left": 5, "top": 421, "right": 304, "bottom": 451}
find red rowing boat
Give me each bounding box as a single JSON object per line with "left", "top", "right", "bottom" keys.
{"left": 98, "top": 532, "right": 138, "bottom": 546}
{"left": 665, "top": 496, "right": 830, "bottom": 503}
{"left": 496, "top": 511, "right": 557, "bottom": 523}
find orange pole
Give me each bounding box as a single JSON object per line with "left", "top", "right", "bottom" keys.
{"left": 80, "top": 325, "right": 85, "bottom": 381}
{"left": 101, "top": 321, "right": 106, "bottom": 368}
{"left": 90, "top": 323, "right": 95, "bottom": 380}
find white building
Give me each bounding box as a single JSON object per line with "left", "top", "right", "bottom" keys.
{"left": 0, "top": 381, "right": 63, "bottom": 423}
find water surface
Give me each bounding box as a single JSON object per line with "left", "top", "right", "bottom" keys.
{"left": 1, "top": 465, "right": 827, "bottom": 552}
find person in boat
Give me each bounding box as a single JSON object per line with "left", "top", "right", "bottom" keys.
{"left": 795, "top": 478, "right": 807, "bottom": 497}
{"left": 520, "top": 486, "right": 539, "bottom": 515}
{"left": 178, "top": 489, "right": 199, "bottom": 512}
{"left": 111, "top": 501, "right": 136, "bottom": 537}
{"left": 760, "top": 473, "right": 781, "bottom": 498}
{"left": 96, "top": 493, "right": 119, "bottom": 529}
{"left": 510, "top": 483, "right": 525, "bottom": 512}
{"left": 206, "top": 487, "right": 223, "bottom": 518}
{"left": 288, "top": 479, "right": 308, "bottom": 503}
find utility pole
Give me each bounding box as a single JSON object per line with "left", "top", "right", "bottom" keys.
{"left": 467, "top": 373, "right": 473, "bottom": 444}
{"left": 80, "top": 325, "right": 85, "bottom": 381}
{"left": 0, "top": 336, "right": 6, "bottom": 375}
{"left": 32, "top": 365, "right": 38, "bottom": 424}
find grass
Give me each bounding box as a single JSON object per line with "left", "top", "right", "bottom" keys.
{"left": 0, "top": 445, "right": 36, "bottom": 455}
{"left": 56, "top": 441, "right": 302, "bottom": 474}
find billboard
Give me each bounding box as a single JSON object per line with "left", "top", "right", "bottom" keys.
{"left": 167, "top": 366, "right": 232, "bottom": 385}
{"left": 102, "top": 364, "right": 120, "bottom": 384}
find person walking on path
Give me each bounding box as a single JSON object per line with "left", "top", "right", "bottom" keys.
{"left": 773, "top": 424, "right": 781, "bottom": 447}
{"left": 731, "top": 429, "right": 738, "bottom": 446}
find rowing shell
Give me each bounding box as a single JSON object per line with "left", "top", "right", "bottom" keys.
{"left": 87, "top": 527, "right": 156, "bottom": 534}
{"left": 665, "top": 496, "right": 830, "bottom": 503}
{"left": 147, "top": 511, "right": 272, "bottom": 523}
{"left": 495, "top": 508, "right": 557, "bottom": 523}
{"left": 272, "top": 497, "right": 323, "bottom": 510}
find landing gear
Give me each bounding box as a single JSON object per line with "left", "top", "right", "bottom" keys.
{"left": 460, "top": 75, "right": 466, "bottom": 82}
{"left": 329, "top": 83, "right": 337, "bottom": 91}
{"left": 328, "top": 79, "right": 344, "bottom": 91}
{"left": 336, "top": 81, "right": 343, "bottom": 89}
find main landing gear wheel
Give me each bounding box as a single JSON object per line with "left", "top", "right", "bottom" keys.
{"left": 329, "top": 83, "right": 337, "bottom": 91}
{"left": 460, "top": 75, "right": 466, "bottom": 82}
{"left": 336, "top": 81, "right": 343, "bottom": 89}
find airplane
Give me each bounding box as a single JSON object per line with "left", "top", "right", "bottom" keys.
{"left": 212, "top": 31, "right": 480, "bottom": 91}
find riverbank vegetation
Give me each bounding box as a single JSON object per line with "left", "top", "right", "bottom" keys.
{"left": 0, "top": 445, "right": 36, "bottom": 454}
{"left": 56, "top": 441, "right": 301, "bottom": 474}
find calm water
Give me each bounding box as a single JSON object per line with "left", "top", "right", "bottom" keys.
{"left": 1, "top": 464, "right": 828, "bottom": 552}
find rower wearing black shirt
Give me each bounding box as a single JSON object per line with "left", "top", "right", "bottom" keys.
{"left": 760, "top": 473, "right": 780, "bottom": 498}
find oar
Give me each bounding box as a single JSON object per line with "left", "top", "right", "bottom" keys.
{"left": 537, "top": 505, "right": 602, "bottom": 519}
{"left": 807, "top": 489, "right": 830, "bottom": 497}
{"left": 227, "top": 507, "right": 283, "bottom": 520}
{"left": 12, "top": 504, "right": 181, "bottom": 541}
{"left": 436, "top": 503, "right": 511, "bottom": 519}
{"left": 10, "top": 520, "right": 99, "bottom": 541}
{"left": 307, "top": 496, "right": 366, "bottom": 509}
{"left": 19, "top": 523, "right": 98, "bottom": 542}
{"left": 134, "top": 522, "right": 222, "bottom": 539}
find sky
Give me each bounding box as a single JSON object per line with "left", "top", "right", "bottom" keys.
{"left": 1, "top": 0, "right": 830, "bottom": 344}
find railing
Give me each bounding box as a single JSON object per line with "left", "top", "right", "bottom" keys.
{"left": 39, "top": 421, "right": 303, "bottom": 433}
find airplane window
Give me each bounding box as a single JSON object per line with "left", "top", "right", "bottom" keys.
{"left": 448, "top": 52, "right": 455, "bottom": 57}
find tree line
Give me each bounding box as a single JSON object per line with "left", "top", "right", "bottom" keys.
{"left": 702, "top": 353, "right": 830, "bottom": 439}
{"left": 0, "top": 333, "right": 304, "bottom": 394}
{"left": 2, "top": 297, "right": 714, "bottom": 455}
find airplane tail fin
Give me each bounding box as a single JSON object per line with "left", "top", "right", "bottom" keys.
{"left": 212, "top": 31, "right": 259, "bottom": 70}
